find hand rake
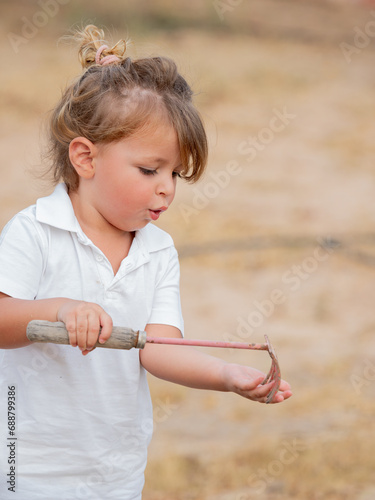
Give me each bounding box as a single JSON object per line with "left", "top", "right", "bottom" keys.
{"left": 27, "top": 320, "right": 281, "bottom": 404}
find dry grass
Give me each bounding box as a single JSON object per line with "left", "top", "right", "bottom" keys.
{"left": 1, "top": 1, "right": 375, "bottom": 498}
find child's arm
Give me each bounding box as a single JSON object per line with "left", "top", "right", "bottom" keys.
{"left": 140, "top": 324, "right": 292, "bottom": 404}
{"left": 0, "top": 293, "right": 113, "bottom": 353}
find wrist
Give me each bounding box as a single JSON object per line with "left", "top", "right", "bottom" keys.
{"left": 56, "top": 298, "right": 80, "bottom": 323}
{"left": 218, "top": 361, "right": 234, "bottom": 392}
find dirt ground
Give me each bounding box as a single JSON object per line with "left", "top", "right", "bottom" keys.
{"left": 1, "top": 1, "right": 375, "bottom": 499}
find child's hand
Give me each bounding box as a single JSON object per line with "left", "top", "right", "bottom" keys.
{"left": 57, "top": 300, "right": 113, "bottom": 355}
{"left": 221, "top": 363, "right": 292, "bottom": 404}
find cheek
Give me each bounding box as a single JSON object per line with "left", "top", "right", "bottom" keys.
{"left": 114, "top": 180, "right": 152, "bottom": 210}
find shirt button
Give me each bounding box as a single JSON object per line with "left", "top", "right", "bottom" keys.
{"left": 96, "top": 255, "right": 103, "bottom": 262}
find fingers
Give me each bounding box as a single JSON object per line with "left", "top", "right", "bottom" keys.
{"left": 279, "top": 379, "right": 292, "bottom": 392}
{"left": 76, "top": 310, "right": 100, "bottom": 352}
{"left": 65, "top": 309, "right": 98, "bottom": 352}
{"left": 97, "top": 313, "right": 113, "bottom": 344}
{"left": 231, "top": 374, "right": 275, "bottom": 403}
{"left": 254, "top": 382, "right": 293, "bottom": 404}
{"left": 225, "top": 365, "right": 293, "bottom": 404}
{"left": 240, "top": 375, "right": 265, "bottom": 392}
{"left": 58, "top": 300, "right": 112, "bottom": 355}
{"left": 246, "top": 378, "right": 293, "bottom": 404}
{"left": 248, "top": 380, "right": 277, "bottom": 402}
{"left": 265, "top": 378, "right": 293, "bottom": 404}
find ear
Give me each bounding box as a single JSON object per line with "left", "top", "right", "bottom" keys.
{"left": 69, "top": 137, "right": 98, "bottom": 180}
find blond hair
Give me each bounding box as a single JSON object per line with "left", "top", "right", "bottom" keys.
{"left": 46, "top": 25, "right": 208, "bottom": 191}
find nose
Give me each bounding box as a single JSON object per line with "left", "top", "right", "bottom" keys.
{"left": 156, "top": 173, "right": 176, "bottom": 198}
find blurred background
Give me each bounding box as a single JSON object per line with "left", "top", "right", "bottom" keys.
{"left": 1, "top": 1, "right": 375, "bottom": 498}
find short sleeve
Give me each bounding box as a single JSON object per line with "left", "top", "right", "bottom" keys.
{"left": 147, "top": 246, "right": 184, "bottom": 335}
{"left": 0, "top": 212, "right": 45, "bottom": 299}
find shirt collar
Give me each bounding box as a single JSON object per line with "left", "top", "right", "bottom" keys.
{"left": 35, "top": 183, "right": 174, "bottom": 254}
{"left": 36, "top": 183, "right": 79, "bottom": 233}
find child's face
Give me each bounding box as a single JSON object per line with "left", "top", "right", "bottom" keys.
{"left": 88, "top": 121, "right": 182, "bottom": 233}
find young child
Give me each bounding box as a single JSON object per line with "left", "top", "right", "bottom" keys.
{"left": 0, "top": 25, "right": 292, "bottom": 499}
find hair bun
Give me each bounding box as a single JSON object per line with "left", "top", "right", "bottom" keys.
{"left": 74, "top": 24, "right": 127, "bottom": 70}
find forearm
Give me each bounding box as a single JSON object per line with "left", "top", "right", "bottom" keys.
{"left": 0, "top": 294, "right": 68, "bottom": 349}
{"left": 140, "top": 324, "right": 229, "bottom": 391}
{"left": 141, "top": 342, "right": 229, "bottom": 391}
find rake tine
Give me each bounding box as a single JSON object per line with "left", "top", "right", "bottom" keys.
{"left": 262, "top": 335, "right": 281, "bottom": 404}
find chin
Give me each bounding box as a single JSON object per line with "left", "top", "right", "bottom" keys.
{"left": 131, "top": 220, "right": 151, "bottom": 232}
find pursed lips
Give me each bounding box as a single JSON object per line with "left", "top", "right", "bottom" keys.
{"left": 148, "top": 207, "right": 167, "bottom": 221}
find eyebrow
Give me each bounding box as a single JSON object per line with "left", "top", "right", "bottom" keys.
{"left": 139, "top": 157, "right": 182, "bottom": 169}
{"left": 140, "top": 157, "right": 169, "bottom": 164}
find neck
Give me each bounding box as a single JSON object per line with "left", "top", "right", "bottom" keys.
{"left": 69, "top": 189, "right": 134, "bottom": 275}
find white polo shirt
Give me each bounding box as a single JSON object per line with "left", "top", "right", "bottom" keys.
{"left": 0, "top": 184, "right": 184, "bottom": 500}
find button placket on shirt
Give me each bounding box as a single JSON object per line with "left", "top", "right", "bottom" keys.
{"left": 84, "top": 235, "right": 151, "bottom": 300}
{"left": 89, "top": 247, "right": 114, "bottom": 297}
{"left": 102, "top": 263, "right": 126, "bottom": 302}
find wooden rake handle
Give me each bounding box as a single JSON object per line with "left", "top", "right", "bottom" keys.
{"left": 26, "top": 320, "right": 147, "bottom": 350}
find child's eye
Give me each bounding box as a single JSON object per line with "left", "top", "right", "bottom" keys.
{"left": 139, "top": 167, "right": 157, "bottom": 176}
{"left": 173, "top": 171, "right": 182, "bottom": 178}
